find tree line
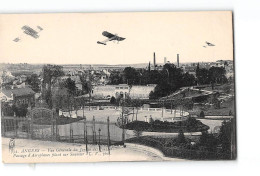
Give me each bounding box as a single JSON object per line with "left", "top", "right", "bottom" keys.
{"left": 39, "top": 63, "right": 228, "bottom": 109}
{"left": 109, "top": 63, "right": 228, "bottom": 99}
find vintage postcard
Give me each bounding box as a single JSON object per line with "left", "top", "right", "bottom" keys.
{"left": 0, "top": 11, "right": 236, "bottom": 163}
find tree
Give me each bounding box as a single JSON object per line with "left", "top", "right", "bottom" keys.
{"left": 200, "top": 111, "right": 205, "bottom": 118}
{"left": 12, "top": 104, "right": 28, "bottom": 117}
{"left": 42, "top": 65, "right": 64, "bottom": 109}
{"left": 149, "top": 81, "right": 172, "bottom": 99}
{"left": 110, "top": 96, "right": 116, "bottom": 104}
{"left": 1, "top": 103, "right": 14, "bottom": 116}
{"left": 26, "top": 74, "right": 40, "bottom": 92}
{"left": 177, "top": 130, "right": 186, "bottom": 144}
{"left": 79, "top": 74, "right": 91, "bottom": 95}
{"left": 148, "top": 70, "right": 162, "bottom": 84}
{"left": 163, "top": 63, "right": 183, "bottom": 88}
{"left": 149, "top": 64, "right": 196, "bottom": 99}
{"left": 123, "top": 67, "right": 140, "bottom": 85}
{"left": 133, "top": 129, "right": 143, "bottom": 138}
{"left": 218, "top": 120, "right": 232, "bottom": 154}
{"left": 52, "top": 86, "right": 69, "bottom": 110}
{"left": 212, "top": 97, "right": 221, "bottom": 109}
{"left": 64, "top": 78, "right": 76, "bottom": 96}
{"left": 130, "top": 99, "right": 142, "bottom": 121}
{"left": 108, "top": 71, "right": 123, "bottom": 85}
{"left": 208, "top": 67, "right": 227, "bottom": 84}
{"left": 196, "top": 68, "right": 210, "bottom": 85}
{"left": 199, "top": 131, "right": 218, "bottom": 152}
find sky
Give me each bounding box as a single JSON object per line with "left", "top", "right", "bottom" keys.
{"left": 0, "top": 11, "right": 233, "bottom": 65}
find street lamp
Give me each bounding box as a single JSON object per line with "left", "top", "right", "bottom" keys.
{"left": 98, "top": 128, "right": 101, "bottom": 152}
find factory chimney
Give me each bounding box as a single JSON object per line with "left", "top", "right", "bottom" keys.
{"left": 177, "top": 54, "right": 179, "bottom": 67}
{"left": 164, "top": 57, "right": 167, "bottom": 64}
{"left": 153, "top": 52, "right": 156, "bottom": 69}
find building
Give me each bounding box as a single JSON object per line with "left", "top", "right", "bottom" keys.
{"left": 181, "top": 65, "right": 197, "bottom": 76}
{"left": 91, "top": 84, "right": 156, "bottom": 100}
{"left": 0, "top": 70, "right": 15, "bottom": 85}
{"left": 128, "top": 84, "right": 157, "bottom": 99}
{"left": 18, "top": 75, "right": 27, "bottom": 82}
{"left": 115, "top": 84, "right": 130, "bottom": 98}
{"left": 91, "top": 85, "right": 115, "bottom": 99}
{"left": 0, "top": 87, "right": 35, "bottom": 106}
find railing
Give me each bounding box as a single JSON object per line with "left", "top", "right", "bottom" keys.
{"left": 1, "top": 116, "right": 121, "bottom": 149}
{"left": 73, "top": 105, "right": 187, "bottom": 113}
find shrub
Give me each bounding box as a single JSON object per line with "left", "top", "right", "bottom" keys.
{"left": 133, "top": 130, "right": 143, "bottom": 138}
{"left": 110, "top": 96, "right": 116, "bottom": 104}
{"left": 200, "top": 111, "right": 205, "bottom": 118}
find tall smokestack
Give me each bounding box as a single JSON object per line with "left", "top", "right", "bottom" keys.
{"left": 177, "top": 54, "right": 179, "bottom": 67}
{"left": 153, "top": 52, "right": 156, "bottom": 69}
{"left": 164, "top": 57, "right": 167, "bottom": 64}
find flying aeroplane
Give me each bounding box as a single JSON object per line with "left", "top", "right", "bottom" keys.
{"left": 205, "top": 41, "right": 215, "bottom": 46}
{"left": 13, "top": 25, "right": 43, "bottom": 42}
{"left": 97, "top": 31, "right": 125, "bottom": 45}
{"left": 203, "top": 41, "right": 215, "bottom": 48}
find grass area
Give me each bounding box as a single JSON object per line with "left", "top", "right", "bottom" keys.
{"left": 122, "top": 118, "right": 209, "bottom": 133}
{"left": 189, "top": 97, "right": 234, "bottom": 116}
{"left": 203, "top": 83, "right": 235, "bottom": 94}
{"left": 33, "top": 116, "right": 85, "bottom": 125}
{"left": 126, "top": 135, "right": 232, "bottom": 160}
{"left": 188, "top": 83, "right": 235, "bottom": 116}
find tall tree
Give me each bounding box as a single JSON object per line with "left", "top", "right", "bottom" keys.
{"left": 64, "top": 78, "right": 76, "bottom": 95}
{"left": 218, "top": 120, "right": 232, "bottom": 154}
{"left": 108, "top": 71, "right": 123, "bottom": 85}
{"left": 123, "top": 67, "right": 140, "bottom": 85}
{"left": 196, "top": 68, "right": 210, "bottom": 85}
{"left": 42, "top": 64, "right": 64, "bottom": 109}
{"left": 208, "top": 67, "right": 227, "bottom": 84}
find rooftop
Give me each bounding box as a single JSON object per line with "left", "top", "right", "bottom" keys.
{"left": 1, "top": 87, "right": 35, "bottom": 98}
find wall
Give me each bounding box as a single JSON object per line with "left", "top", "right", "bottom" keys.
{"left": 129, "top": 85, "right": 156, "bottom": 99}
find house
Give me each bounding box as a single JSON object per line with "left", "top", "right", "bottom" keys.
{"left": 18, "top": 75, "right": 27, "bottom": 82}
{"left": 0, "top": 87, "right": 36, "bottom": 106}
{"left": 0, "top": 70, "right": 15, "bottom": 84}
{"left": 182, "top": 66, "right": 197, "bottom": 76}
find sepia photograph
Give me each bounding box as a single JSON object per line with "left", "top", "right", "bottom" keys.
{"left": 0, "top": 11, "right": 236, "bottom": 163}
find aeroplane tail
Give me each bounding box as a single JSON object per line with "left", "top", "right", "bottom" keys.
{"left": 97, "top": 41, "right": 106, "bottom": 45}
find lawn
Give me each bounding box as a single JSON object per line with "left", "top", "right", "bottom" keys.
{"left": 188, "top": 96, "right": 235, "bottom": 116}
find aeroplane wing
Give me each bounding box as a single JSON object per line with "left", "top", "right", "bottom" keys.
{"left": 98, "top": 31, "right": 125, "bottom": 45}
{"left": 13, "top": 25, "right": 43, "bottom": 42}
{"left": 117, "top": 37, "right": 125, "bottom": 41}
{"left": 102, "top": 31, "right": 115, "bottom": 38}
{"left": 37, "top": 26, "right": 43, "bottom": 31}
{"left": 206, "top": 41, "right": 215, "bottom": 46}
{"left": 97, "top": 38, "right": 112, "bottom": 45}
{"left": 13, "top": 38, "right": 20, "bottom": 42}
{"left": 22, "top": 25, "right": 39, "bottom": 39}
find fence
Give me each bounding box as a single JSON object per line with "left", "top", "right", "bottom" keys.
{"left": 2, "top": 116, "right": 58, "bottom": 141}
{"left": 1, "top": 115, "right": 129, "bottom": 150}
{"left": 70, "top": 105, "right": 189, "bottom": 116}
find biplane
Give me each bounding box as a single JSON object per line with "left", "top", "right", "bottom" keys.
{"left": 205, "top": 41, "right": 215, "bottom": 46}
{"left": 203, "top": 41, "right": 215, "bottom": 48}
{"left": 97, "top": 31, "right": 125, "bottom": 45}
{"left": 13, "top": 25, "right": 43, "bottom": 42}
